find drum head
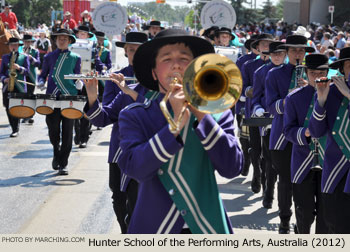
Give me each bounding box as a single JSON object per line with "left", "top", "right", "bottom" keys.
{"left": 36, "top": 106, "right": 54, "bottom": 115}
{"left": 9, "top": 106, "right": 35, "bottom": 118}
{"left": 61, "top": 108, "right": 83, "bottom": 120}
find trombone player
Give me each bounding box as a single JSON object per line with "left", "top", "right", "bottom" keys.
{"left": 283, "top": 53, "right": 329, "bottom": 234}
{"left": 116, "top": 29, "right": 243, "bottom": 234}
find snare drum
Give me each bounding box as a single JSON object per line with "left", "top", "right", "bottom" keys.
{"left": 8, "top": 93, "right": 36, "bottom": 118}
{"left": 60, "top": 95, "right": 87, "bottom": 120}
{"left": 36, "top": 94, "right": 56, "bottom": 115}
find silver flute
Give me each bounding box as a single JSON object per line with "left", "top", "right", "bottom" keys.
{"left": 64, "top": 74, "right": 137, "bottom": 81}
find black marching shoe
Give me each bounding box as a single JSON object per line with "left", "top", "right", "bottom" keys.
{"left": 52, "top": 157, "right": 60, "bottom": 170}
{"left": 251, "top": 176, "right": 261, "bottom": 193}
{"left": 278, "top": 220, "right": 290, "bottom": 234}
{"left": 10, "top": 131, "right": 18, "bottom": 137}
{"left": 79, "top": 142, "right": 87, "bottom": 148}
{"left": 262, "top": 197, "right": 273, "bottom": 209}
{"left": 58, "top": 166, "right": 69, "bottom": 175}
{"left": 28, "top": 118, "right": 34, "bottom": 124}
{"left": 74, "top": 135, "right": 80, "bottom": 145}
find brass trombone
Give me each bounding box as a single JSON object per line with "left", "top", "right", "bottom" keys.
{"left": 160, "top": 53, "right": 243, "bottom": 133}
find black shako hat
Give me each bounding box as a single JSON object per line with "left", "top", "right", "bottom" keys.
{"left": 278, "top": 35, "right": 315, "bottom": 52}
{"left": 244, "top": 34, "right": 259, "bottom": 50}
{"left": 329, "top": 47, "right": 350, "bottom": 69}
{"left": 263, "top": 41, "right": 286, "bottom": 54}
{"left": 202, "top": 26, "right": 219, "bottom": 39}
{"left": 6, "top": 37, "right": 23, "bottom": 45}
{"left": 214, "top": 27, "right": 233, "bottom": 38}
{"left": 133, "top": 29, "right": 214, "bottom": 91}
{"left": 303, "top": 53, "right": 329, "bottom": 70}
{"left": 94, "top": 31, "right": 105, "bottom": 38}
{"left": 251, "top": 33, "right": 275, "bottom": 49}
{"left": 51, "top": 28, "right": 76, "bottom": 44}
{"left": 74, "top": 25, "right": 94, "bottom": 38}
{"left": 144, "top": 20, "right": 164, "bottom": 30}
{"left": 22, "top": 34, "right": 35, "bottom": 42}
{"left": 115, "top": 32, "right": 148, "bottom": 48}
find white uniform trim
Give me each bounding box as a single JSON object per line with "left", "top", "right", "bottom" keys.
{"left": 155, "top": 134, "right": 173, "bottom": 159}
{"left": 204, "top": 127, "right": 224, "bottom": 151}
{"left": 149, "top": 137, "right": 168, "bottom": 163}
{"left": 292, "top": 151, "right": 313, "bottom": 183}
{"left": 156, "top": 203, "right": 177, "bottom": 234}
{"left": 324, "top": 155, "right": 347, "bottom": 193}
{"left": 201, "top": 124, "right": 219, "bottom": 145}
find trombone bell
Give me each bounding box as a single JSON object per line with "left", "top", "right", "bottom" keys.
{"left": 183, "top": 53, "right": 242, "bottom": 114}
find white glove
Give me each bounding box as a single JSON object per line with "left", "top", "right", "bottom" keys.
{"left": 255, "top": 108, "right": 265, "bottom": 117}
{"left": 37, "top": 81, "right": 46, "bottom": 91}
{"left": 239, "top": 96, "right": 246, "bottom": 102}
{"left": 76, "top": 80, "right": 83, "bottom": 90}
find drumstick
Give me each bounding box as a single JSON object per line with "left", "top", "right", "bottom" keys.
{"left": 16, "top": 79, "right": 36, "bottom": 86}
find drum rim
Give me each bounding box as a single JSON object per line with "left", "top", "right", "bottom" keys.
{"left": 36, "top": 94, "right": 56, "bottom": 99}
{"left": 61, "top": 108, "right": 84, "bottom": 119}
{"left": 8, "top": 93, "right": 36, "bottom": 99}
{"left": 59, "top": 95, "right": 87, "bottom": 101}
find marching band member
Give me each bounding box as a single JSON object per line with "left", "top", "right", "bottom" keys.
{"left": 214, "top": 27, "right": 234, "bottom": 47}
{"left": 265, "top": 35, "right": 315, "bottom": 233}
{"left": 73, "top": 25, "right": 103, "bottom": 148}
{"left": 283, "top": 53, "right": 329, "bottom": 233}
{"left": 94, "top": 31, "right": 112, "bottom": 103}
{"left": 87, "top": 32, "right": 150, "bottom": 233}
{"left": 235, "top": 34, "right": 259, "bottom": 176}
{"left": 22, "top": 34, "right": 40, "bottom": 124}
{"left": 0, "top": 37, "right": 30, "bottom": 137}
{"left": 251, "top": 41, "right": 286, "bottom": 208}
{"left": 143, "top": 20, "right": 164, "bottom": 39}
{"left": 308, "top": 47, "right": 350, "bottom": 233}
{"left": 117, "top": 29, "right": 243, "bottom": 234}
{"left": 37, "top": 29, "right": 81, "bottom": 175}
{"left": 241, "top": 33, "right": 274, "bottom": 194}
{"left": 202, "top": 26, "right": 219, "bottom": 44}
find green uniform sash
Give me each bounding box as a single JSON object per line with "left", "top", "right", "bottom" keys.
{"left": 27, "top": 48, "right": 37, "bottom": 84}
{"left": 331, "top": 97, "right": 350, "bottom": 160}
{"left": 52, "top": 51, "right": 79, "bottom": 95}
{"left": 159, "top": 113, "right": 229, "bottom": 234}
{"left": 99, "top": 48, "right": 108, "bottom": 63}
{"left": 304, "top": 94, "right": 326, "bottom": 165}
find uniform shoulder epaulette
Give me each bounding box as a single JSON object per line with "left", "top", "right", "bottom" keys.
{"left": 124, "top": 100, "right": 152, "bottom": 111}
{"left": 288, "top": 86, "right": 304, "bottom": 97}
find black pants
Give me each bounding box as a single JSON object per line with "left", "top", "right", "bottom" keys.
{"left": 262, "top": 131, "right": 277, "bottom": 200}
{"left": 2, "top": 90, "right": 20, "bottom": 133}
{"left": 293, "top": 170, "right": 328, "bottom": 233}
{"left": 109, "top": 163, "right": 138, "bottom": 234}
{"left": 249, "top": 126, "right": 263, "bottom": 181}
{"left": 236, "top": 114, "right": 251, "bottom": 173}
{"left": 46, "top": 108, "right": 74, "bottom": 167}
{"left": 271, "top": 142, "right": 293, "bottom": 222}
{"left": 322, "top": 172, "right": 350, "bottom": 234}
{"left": 74, "top": 88, "right": 91, "bottom": 144}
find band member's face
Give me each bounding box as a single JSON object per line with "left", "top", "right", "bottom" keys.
{"left": 149, "top": 26, "right": 162, "bottom": 36}
{"left": 152, "top": 43, "right": 194, "bottom": 93}
{"left": 97, "top": 37, "right": 104, "bottom": 46}
{"left": 270, "top": 51, "right": 286, "bottom": 66}
{"left": 9, "top": 43, "right": 19, "bottom": 52}
{"left": 214, "top": 36, "right": 220, "bottom": 46}
{"left": 219, "top": 33, "right": 231, "bottom": 46}
{"left": 56, "top": 35, "right": 70, "bottom": 49}
{"left": 306, "top": 69, "right": 328, "bottom": 87}
{"left": 257, "top": 40, "right": 271, "bottom": 54}
{"left": 40, "top": 33, "right": 46, "bottom": 39}
{"left": 24, "top": 41, "right": 32, "bottom": 48}
{"left": 287, "top": 47, "right": 306, "bottom": 65}
{"left": 77, "top": 31, "right": 89, "bottom": 39}
{"left": 125, "top": 44, "right": 140, "bottom": 66}
{"left": 343, "top": 61, "right": 350, "bottom": 78}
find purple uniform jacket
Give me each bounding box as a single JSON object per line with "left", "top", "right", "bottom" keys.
{"left": 241, "top": 58, "right": 267, "bottom": 118}
{"left": 283, "top": 85, "right": 316, "bottom": 184}
{"left": 251, "top": 63, "right": 276, "bottom": 136}
{"left": 0, "top": 52, "right": 30, "bottom": 92}
{"left": 235, "top": 53, "right": 257, "bottom": 115}
{"left": 308, "top": 84, "right": 350, "bottom": 193}
{"left": 86, "top": 83, "right": 149, "bottom": 191}
{"left": 266, "top": 63, "right": 294, "bottom": 150}
{"left": 117, "top": 94, "right": 243, "bottom": 233}
{"left": 38, "top": 49, "right": 81, "bottom": 96}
